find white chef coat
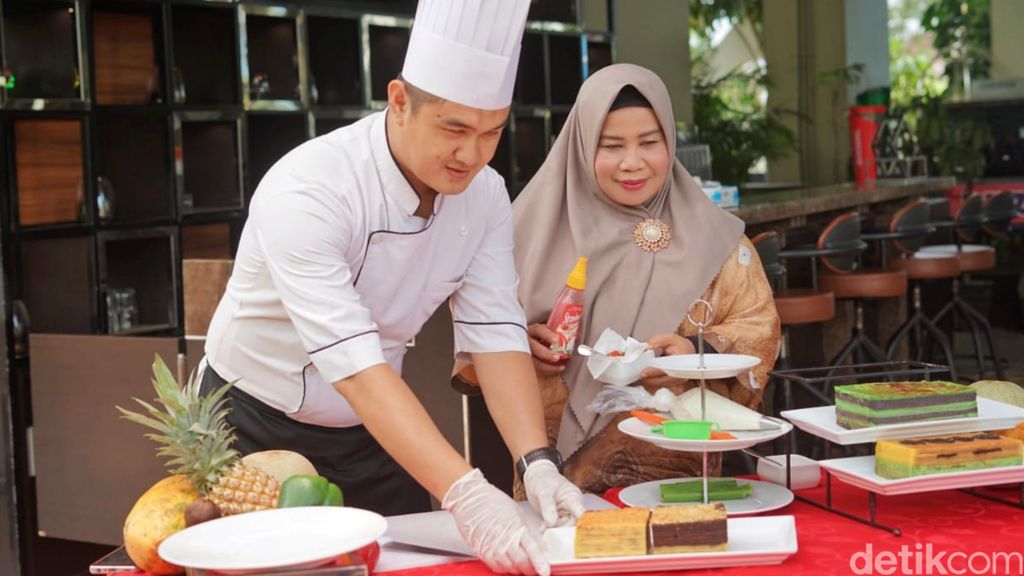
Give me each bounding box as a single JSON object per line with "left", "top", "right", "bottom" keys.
{"left": 204, "top": 111, "right": 529, "bottom": 427}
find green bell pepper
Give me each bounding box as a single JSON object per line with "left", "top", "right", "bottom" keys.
{"left": 278, "top": 475, "right": 345, "bottom": 508}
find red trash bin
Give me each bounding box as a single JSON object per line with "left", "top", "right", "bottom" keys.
{"left": 849, "top": 104, "right": 886, "bottom": 188}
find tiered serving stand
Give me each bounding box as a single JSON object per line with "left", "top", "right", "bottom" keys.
{"left": 616, "top": 300, "right": 794, "bottom": 510}
{"left": 773, "top": 361, "right": 1024, "bottom": 535}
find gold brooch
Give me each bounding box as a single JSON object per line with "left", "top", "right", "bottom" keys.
{"left": 632, "top": 218, "right": 672, "bottom": 252}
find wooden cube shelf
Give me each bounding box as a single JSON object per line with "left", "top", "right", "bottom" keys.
{"left": 514, "top": 115, "right": 547, "bottom": 188}
{"left": 14, "top": 119, "right": 84, "bottom": 227}
{"left": 308, "top": 16, "right": 362, "bottom": 107}
{"left": 177, "top": 115, "right": 243, "bottom": 214}
{"left": 92, "top": 3, "right": 164, "bottom": 105}
{"left": 95, "top": 111, "right": 173, "bottom": 223}
{"left": 182, "top": 221, "right": 233, "bottom": 260}
{"left": 244, "top": 13, "right": 300, "bottom": 104}
{"left": 368, "top": 23, "right": 410, "bottom": 103}
{"left": 247, "top": 113, "right": 308, "bottom": 193}
{"left": 588, "top": 40, "right": 613, "bottom": 76}
{"left": 98, "top": 229, "right": 177, "bottom": 334}
{"left": 514, "top": 33, "right": 546, "bottom": 106}
{"left": 171, "top": 3, "right": 239, "bottom": 105}
{"left": 2, "top": 0, "right": 80, "bottom": 101}
{"left": 19, "top": 235, "right": 94, "bottom": 334}
{"left": 549, "top": 35, "right": 583, "bottom": 106}
{"left": 314, "top": 115, "right": 357, "bottom": 136}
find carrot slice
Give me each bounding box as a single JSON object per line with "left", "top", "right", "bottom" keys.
{"left": 710, "top": 430, "right": 736, "bottom": 440}
{"left": 630, "top": 410, "right": 667, "bottom": 425}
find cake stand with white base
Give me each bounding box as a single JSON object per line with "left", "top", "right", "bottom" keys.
{"left": 617, "top": 300, "right": 793, "bottom": 510}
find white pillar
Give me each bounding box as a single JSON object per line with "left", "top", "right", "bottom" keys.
{"left": 613, "top": 0, "right": 692, "bottom": 127}
{"left": 991, "top": 0, "right": 1024, "bottom": 80}
{"left": 845, "top": 0, "right": 890, "bottom": 101}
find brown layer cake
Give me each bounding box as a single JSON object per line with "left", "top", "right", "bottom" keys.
{"left": 649, "top": 503, "right": 727, "bottom": 554}
{"left": 835, "top": 381, "right": 977, "bottom": 429}
{"left": 875, "top": 431, "right": 1023, "bottom": 479}
{"left": 574, "top": 508, "right": 650, "bottom": 558}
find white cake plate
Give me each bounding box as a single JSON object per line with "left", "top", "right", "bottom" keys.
{"left": 647, "top": 354, "right": 761, "bottom": 380}
{"left": 618, "top": 417, "right": 792, "bottom": 452}
{"left": 781, "top": 397, "right": 1024, "bottom": 445}
{"left": 618, "top": 478, "right": 794, "bottom": 516}
{"left": 818, "top": 455, "right": 1024, "bottom": 496}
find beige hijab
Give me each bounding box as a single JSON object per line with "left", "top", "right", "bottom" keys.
{"left": 513, "top": 64, "right": 745, "bottom": 458}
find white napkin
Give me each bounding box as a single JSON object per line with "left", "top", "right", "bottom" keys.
{"left": 670, "top": 387, "right": 765, "bottom": 430}
{"left": 586, "top": 328, "right": 649, "bottom": 380}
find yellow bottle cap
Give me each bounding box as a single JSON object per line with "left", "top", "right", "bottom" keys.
{"left": 565, "top": 257, "right": 587, "bottom": 291}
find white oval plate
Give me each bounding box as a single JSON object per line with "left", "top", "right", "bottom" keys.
{"left": 158, "top": 506, "right": 387, "bottom": 575}
{"left": 618, "top": 478, "right": 794, "bottom": 516}
{"left": 647, "top": 354, "right": 761, "bottom": 380}
{"left": 617, "top": 417, "right": 792, "bottom": 452}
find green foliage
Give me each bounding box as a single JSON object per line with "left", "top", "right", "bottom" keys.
{"left": 906, "top": 94, "right": 990, "bottom": 182}
{"left": 691, "top": 64, "right": 797, "bottom": 185}
{"left": 690, "top": 0, "right": 763, "bottom": 43}
{"left": 921, "top": 0, "right": 991, "bottom": 84}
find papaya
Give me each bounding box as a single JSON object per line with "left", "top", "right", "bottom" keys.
{"left": 123, "top": 475, "right": 199, "bottom": 575}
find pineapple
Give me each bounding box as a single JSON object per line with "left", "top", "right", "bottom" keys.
{"left": 118, "top": 355, "right": 280, "bottom": 515}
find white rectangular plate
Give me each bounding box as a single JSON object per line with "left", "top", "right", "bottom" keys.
{"left": 819, "top": 455, "right": 1024, "bottom": 496}
{"left": 781, "top": 397, "right": 1024, "bottom": 445}
{"left": 543, "top": 516, "right": 797, "bottom": 574}
{"left": 383, "top": 494, "right": 616, "bottom": 560}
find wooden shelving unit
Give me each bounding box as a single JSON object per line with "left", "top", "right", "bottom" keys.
{"left": 1, "top": 0, "right": 613, "bottom": 337}
{"left": 0, "top": 0, "right": 614, "bottom": 565}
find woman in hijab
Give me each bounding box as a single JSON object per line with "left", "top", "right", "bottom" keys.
{"left": 512, "top": 63, "right": 781, "bottom": 494}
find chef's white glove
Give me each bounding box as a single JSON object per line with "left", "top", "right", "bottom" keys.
{"left": 443, "top": 468, "right": 549, "bottom": 575}
{"left": 523, "top": 459, "right": 585, "bottom": 528}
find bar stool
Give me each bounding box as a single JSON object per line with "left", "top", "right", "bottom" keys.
{"left": 752, "top": 230, "right": 835, "bottom": 382}
{"left": 918, "top": 194, "right": 1002, "bottom": 378}
{"left": 805, "top": 213, "right": 908, "bottom": 367}
{"left": 881, "top": 201, "right": 960, "bottom": 379}
{"left": 753, "top": 231, "right": 835, "bottom": 452}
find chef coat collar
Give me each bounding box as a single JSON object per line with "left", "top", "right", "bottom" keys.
{"left": 374, "top": 111, "right": 443, "bottom": 217}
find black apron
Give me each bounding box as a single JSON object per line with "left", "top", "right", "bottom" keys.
{"left": 200, "top": 366, "right": 432, "bottom": 516}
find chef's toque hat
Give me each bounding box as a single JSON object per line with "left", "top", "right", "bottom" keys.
{"left": 401, "top": 0, "right": 531, "bottom": 110}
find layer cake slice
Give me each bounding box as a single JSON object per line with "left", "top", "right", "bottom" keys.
{"left": 573, "top": 507, "right": 651, "bottom": 558}
{"left": 875, "top": 431, "right": 1023, "bottom": 479}
{"left": 835, "top": 381, "right": 977, "bottom": 429}
{"left": 649, "top": 503, "right": 727, "bottom": 554}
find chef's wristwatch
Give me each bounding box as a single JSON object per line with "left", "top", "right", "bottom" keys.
{"left": 516, "top": 447, "right": 564, "bottom": 480}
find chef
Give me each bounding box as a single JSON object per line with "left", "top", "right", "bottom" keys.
{"left": 200, "top": 0, "right": 582, "bottom": 573}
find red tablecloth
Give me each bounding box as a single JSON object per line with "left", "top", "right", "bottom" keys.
{"left": 382, "top": 477, "right": 1024, "bottom": 576}
{"left": 114, "top": 476, "right": 1024, "bottom": 576}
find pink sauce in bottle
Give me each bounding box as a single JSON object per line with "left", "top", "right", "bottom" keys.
{"left": 545, "top": 257, "right": 587, "bottom": 364}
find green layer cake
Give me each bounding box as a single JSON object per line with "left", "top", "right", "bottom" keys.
{"left": 876, "top": 432, "right": 1023, "bottom": 478}
{"left": 835, "top": 381, "right": 977, "bottom": 429}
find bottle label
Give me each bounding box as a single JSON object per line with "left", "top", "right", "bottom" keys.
{"left": 550, "top": 304, "right": 583, "bottom": 356}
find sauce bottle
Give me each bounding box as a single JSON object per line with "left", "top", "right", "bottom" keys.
{"left": 546, "top": 257, "right": 587, "bottom": 362}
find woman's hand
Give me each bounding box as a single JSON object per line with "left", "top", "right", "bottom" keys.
{"left": 640, "top": 332, "right": 695, "bottom": 387}
{"left": 527, "top": 323, "right": 566, "bottom": 376}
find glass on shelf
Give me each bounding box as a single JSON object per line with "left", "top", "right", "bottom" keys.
{"left": 251, "top": 73, "right": 271, "bottom": 101}
{"left": 106, "top": 286, "right": 138, "bottom": 334}
{"left": 11, "top": 300, "right": 30, "bottom": 359}
{"left": 172, "top": 66, "right": 187, "bottom": 104}
{"left": 96, "top": 176, "right": 115, "bottom": 222}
